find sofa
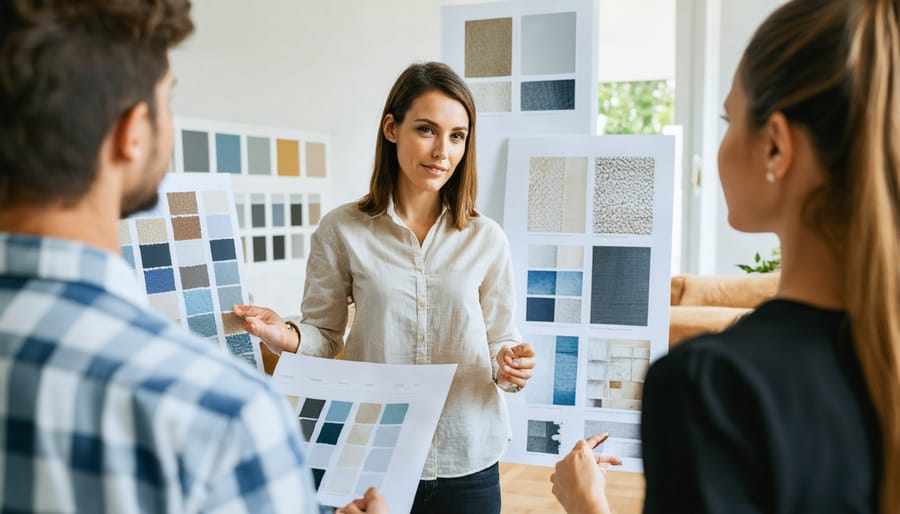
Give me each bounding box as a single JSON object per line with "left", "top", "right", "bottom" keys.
{"left": 668, "top": 272, "right": 780, "bottom": 347}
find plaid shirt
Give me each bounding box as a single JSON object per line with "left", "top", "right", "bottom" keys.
{"left": 0, "top": 233, "right": 319, "bottom": 514}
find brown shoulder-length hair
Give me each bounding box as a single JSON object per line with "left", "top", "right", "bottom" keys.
{"left": 357, "top": 61, "right": 478, "bottom": 230}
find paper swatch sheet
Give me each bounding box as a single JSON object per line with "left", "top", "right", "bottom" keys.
{"left": 117, "top": 173, "right": 263, "bottom": 370}
{"left": 272, "top": 354, "right": 456, "bottom": 513}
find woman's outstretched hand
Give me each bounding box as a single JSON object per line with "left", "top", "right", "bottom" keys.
{"left": 232, "top": 304, "right": 300, "bottom": 354}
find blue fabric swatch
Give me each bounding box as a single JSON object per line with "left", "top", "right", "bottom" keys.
{"left": 209, "top": 239, "right": 236, "bottom": 261}
{"left": 527, "top": 270, "right": 557, "bottom": 295}
{"left": 184, "top": 288, "right": 213, "bottom": 315}
{"left": 373, "top": 426, "right": 402, "bottom": 447}
{"left": 317, "top": 423, "right": 343, "bottom": 445}
{"left": 526, "top": 297, "right": 555, "bottom": 322}
{"left": 215, "top": 133, "right": 241, "bottom": 174}
{"left": 144, "top": 268, "right": 175, "bottom": 294}
{"left": 272, "top": 203, "right": 285, "bottom": 227}
{"left": 225, "top": 333, "right": 252, "bottom": 356}
{"left": 217, "top": 286, "right": 243, "bottom": 311}
{"left": 556, "top": 271, "right": 583, "bottom": 296}
{"left": 187, "top": 313, "right": 217, "bottom": 338}
{"left": 214, "top": 261, "right": 240, "bottom": 286}
{"left": 553, "top": 336, "right": 578, "bottom": 406}
{"left": 325, "top": 401, "right": 353, "bottom": 423}
{"left": 139, "top": 243, "right": 171, "bottom": 269}
{"left": 380, "top": 403, "right": 409, "bottom": 425}
{"left": 206, "top": 215, "right": 232, "bottom": 239}
{"left": 121, "top": 246, "right": 135, "bottom": 269}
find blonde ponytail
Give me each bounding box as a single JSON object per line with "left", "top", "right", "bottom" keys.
{"left": 844, "top": 2, "right": 900, "bottom": 511}
{"left": 740, "top": 1, "right": 900, "bottom": 510}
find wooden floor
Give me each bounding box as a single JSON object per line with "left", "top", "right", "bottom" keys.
{"left": 500, "top": 463, "right": 645, "bottom": 514}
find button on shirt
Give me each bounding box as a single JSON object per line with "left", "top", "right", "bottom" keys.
{"left": 0, "top": 233, "right": 318, "bottom": 514}
{"left": 297, "top": 202, "right": 521, "bottom": 479}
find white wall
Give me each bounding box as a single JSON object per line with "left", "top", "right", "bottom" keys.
{"left": 598, "top": 0, "right": 674, "bottom": 83}
{"left": 170, "top": 0, "right": 485, "bottom": 211}
{"left": 701, "top": 0, "right": 784, "bottom": 274}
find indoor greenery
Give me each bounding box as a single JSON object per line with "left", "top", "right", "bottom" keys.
{"left": 737, "top": 248, "right": 782, "bottom": 274}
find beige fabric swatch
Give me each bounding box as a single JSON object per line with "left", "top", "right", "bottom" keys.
{"left": 136, "top": 218, "right": 167, "bottom": 244}
{"left": 465, "top": 17, "right": 512, "bottom": 78}
{"left": 306, "top": 142, "right": 326, "bottom": 177}
{"left": 469, "top": 81, "right": 511, "bottom": 112}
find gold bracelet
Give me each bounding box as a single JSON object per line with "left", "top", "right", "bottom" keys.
{"left": 285, "top": 320, "right": 301, "bottom": 351}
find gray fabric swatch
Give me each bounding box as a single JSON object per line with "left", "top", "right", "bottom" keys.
{"left": 590, "top": 246, "right": 651, "bottom": 326}
{"left": 521, "top": 80, "right": 575, "bottom": 111}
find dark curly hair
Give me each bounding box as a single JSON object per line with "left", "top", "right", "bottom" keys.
{"left": 0, "top": 0, "right": 194, "bottom": 207}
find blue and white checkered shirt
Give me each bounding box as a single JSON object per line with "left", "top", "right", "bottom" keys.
{"left": 0, "top": 233, "right": 319, "bottom": 513}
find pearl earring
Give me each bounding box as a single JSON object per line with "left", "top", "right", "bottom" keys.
{"left": 766, "top": 171, "right": 775, "bottom": 183}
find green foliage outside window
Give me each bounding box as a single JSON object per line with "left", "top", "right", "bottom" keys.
{"left": 597, "top": 80, "right": 675, "bottom": 135}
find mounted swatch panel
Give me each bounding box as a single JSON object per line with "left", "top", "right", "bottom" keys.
{"left": 441, "top": 0, "right": 599, "bottom": 224}
{"left": 118, "top": 173, "right": 263, "bottom": 371}
{"left": 170, "top": 117, "right": 331, "bottom": 319}
{"left": 502, "top": 134, "right": 675, "bottom": 473}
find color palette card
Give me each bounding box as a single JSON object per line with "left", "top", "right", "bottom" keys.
{"left": 441, "top": 0, "right": 598, "bottom": 222}
{"left": 272, "top": 354, "right": 456, "bottom": 513}
{"left": 118, "top": 173, "right": 263, "bottom": 371}
{"left": 171, "top": 116, "right": 331, "bottom": 318}
{"left": 501, "top": 135, "right": 675, "bottom": 472}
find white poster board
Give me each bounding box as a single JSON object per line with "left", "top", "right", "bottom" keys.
{"left": 502, "top": 135, "right": 675, "bottom": 471}
{"left": 118, "top": 173, "right": 264, "bottom": 371}
{"left": 272, "top": 354, "right": 456, "bottom": 513}
{"left": 441, "top": 0, "right": 599, "bottom": 223}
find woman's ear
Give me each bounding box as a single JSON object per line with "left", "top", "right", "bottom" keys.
{"left": 383, "top": 114, "right": 398, "bottom": 143}
{"left": 764, "top": 111, "right": 793, "bottom": 181}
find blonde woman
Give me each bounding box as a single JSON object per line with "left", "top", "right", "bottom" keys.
{"left": 553, "top": 0, "right": 898, "bottom": 512}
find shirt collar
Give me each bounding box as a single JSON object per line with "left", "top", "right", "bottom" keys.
{"left": 383, "top": 196, "right": 450, "bottom": 226}
{"left": 0, "top": 232, "right": 148, "bottom": 307}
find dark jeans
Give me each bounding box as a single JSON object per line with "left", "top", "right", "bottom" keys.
{"left": 410, "top": 462, "right": 501, "bottom": 514}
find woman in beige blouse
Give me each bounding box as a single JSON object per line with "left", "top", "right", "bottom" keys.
{"left": 235, "top": 61, "right": 535, "bottom": 514}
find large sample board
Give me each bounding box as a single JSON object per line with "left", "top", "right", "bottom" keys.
{"left": 502, "top": 135, "right": 675, "bottom": 471}
{"left": 118, "top": 173, "right": 263, "bottom": 370}
{"left": 272, "top": 354, "right": 456, "bottom": 514}
{"left": 441, "top": 0, "right": 598, "bottom": 223}
{"left": 171, "top": 117, "right": 330, "bottom": 318}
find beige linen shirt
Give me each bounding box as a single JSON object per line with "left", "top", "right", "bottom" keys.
{"left": 297, "top": 200, "right": 521, "bottom": 478}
